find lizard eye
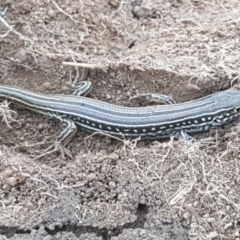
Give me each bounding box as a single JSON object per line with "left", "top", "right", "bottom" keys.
{"left": 234, "top": 107, "right": 240, "bottom": 113}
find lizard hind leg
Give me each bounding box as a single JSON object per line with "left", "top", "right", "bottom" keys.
{"left": 33, "top": 118, "right": 77, "bottom": 160}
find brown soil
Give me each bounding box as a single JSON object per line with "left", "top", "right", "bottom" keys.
{"left": 1, "top": 0, "right": 240, "bottom": 239}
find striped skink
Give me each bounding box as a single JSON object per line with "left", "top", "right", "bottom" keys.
{"left": 0, "top": 82, "right": 240, "bottom": 159}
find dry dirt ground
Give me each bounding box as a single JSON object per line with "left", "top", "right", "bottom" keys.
{"left": 1, "top": 0, "right": 240, "bottom": 239}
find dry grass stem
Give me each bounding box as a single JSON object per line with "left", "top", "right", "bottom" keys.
{"left": 0, "top": 101, "right": 17, "bottom": 128}
{"left": 0, "top": 15, "right": 33, "bottom": 44}
{"left": 63, "top": 61, "right": 106, "bottom": 69}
